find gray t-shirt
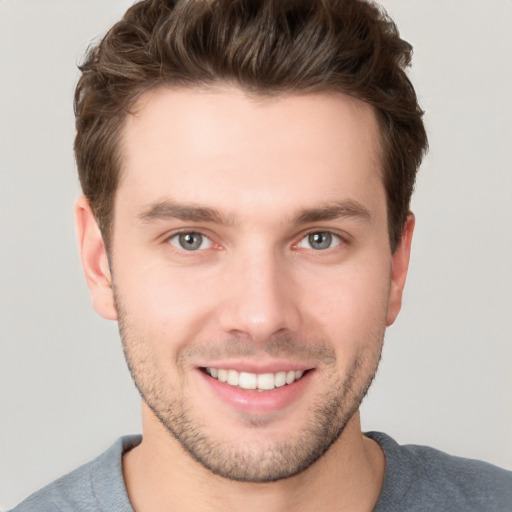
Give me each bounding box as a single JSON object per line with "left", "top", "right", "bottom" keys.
{"left": 10, "top": 432, "right": 512, "bottom": 511}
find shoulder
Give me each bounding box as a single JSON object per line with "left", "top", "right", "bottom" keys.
{"left": 8, "top": 435, "right": 141, "bottom": 512}
{"left": 367, "top": 431, "right": 512, "bottom": 512}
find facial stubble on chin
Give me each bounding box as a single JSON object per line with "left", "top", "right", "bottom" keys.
{"left": 114, "top": 292, "right": 384, "bottom": 483}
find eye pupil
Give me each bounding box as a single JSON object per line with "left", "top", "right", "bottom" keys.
{"left": 308, "top": 232, "right": 332, "bottom": 250}
{"left": 179, "top": 233, "right": 203, "bottom": 250}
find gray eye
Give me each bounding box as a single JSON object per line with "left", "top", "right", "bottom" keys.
{"left": 169, "top": 232, "right": 212, "bottom": 251}
{"left": 298, "top": 231, "right": 341, "bottom": 251}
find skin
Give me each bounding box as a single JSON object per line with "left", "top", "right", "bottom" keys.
{"left": 75, "top": 86, "right": 414, "bottom": 512}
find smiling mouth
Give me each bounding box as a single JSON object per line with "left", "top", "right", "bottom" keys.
{"left": 203, "top": 367, "right": 307, "bottom": 391}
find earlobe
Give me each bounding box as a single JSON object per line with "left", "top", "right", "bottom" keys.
{"left": 74, "top": 195, "right": 118, "bottom": 321}
{"left": 386, "top": 213, "right": 415, "bottom": 326}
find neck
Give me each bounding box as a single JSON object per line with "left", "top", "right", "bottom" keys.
{"left": 123, "top": 407, "right": 385, "bottom": 512}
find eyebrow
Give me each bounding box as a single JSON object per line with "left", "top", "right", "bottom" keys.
{"left": 137, "top": 199, "right": 371, "bottom": 226}
{"left": 292, "top": 200, "right": 371, "bottom": 225}
{"left": 138, "top": 201, "right": 233, "bottom": 225}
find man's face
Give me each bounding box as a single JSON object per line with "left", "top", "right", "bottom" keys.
{"left": 81, "top": 87, "right": 411, "bottom": 482}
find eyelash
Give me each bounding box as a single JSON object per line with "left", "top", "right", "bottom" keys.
{"left": 165, "top": 229, "right": 347, "bottom": 253}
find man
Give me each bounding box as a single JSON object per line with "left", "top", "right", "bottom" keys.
{"left": 10, "top": 0, "right": 511, "bottom": 510}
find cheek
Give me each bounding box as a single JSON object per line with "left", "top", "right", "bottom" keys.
{"left": 115, "top": 258, "right": 224, "bottom": 338}
{"left": 303, "top": 260, "right": 391, "bottom": 343}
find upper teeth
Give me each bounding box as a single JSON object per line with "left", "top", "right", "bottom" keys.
{"left": 206, "top": 368, "right": 305, "bottom": 391}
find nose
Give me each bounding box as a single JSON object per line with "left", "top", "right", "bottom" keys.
{"left": 217, "top": 247, "right": 302, "bottom": 344}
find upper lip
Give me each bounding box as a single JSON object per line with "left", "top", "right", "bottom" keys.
{"left": 196, "top": 360, "right": 315, "bottom": 374}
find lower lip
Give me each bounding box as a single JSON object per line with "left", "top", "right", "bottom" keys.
{"left": 197, "top": 369, "right": 313, "bottom": 415}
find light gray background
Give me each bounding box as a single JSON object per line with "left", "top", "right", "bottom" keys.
{"left": 1, "top": 0, "right": 511, "bottom": 509}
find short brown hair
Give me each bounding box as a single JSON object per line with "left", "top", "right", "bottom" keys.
{"left": 74, "top": 0, "right": 428, "bottom": 251}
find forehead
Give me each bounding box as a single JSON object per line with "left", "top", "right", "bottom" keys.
{"left": 118, "top": 86, "right": 384, "bottom": 220}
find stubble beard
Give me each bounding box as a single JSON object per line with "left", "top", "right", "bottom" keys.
{"left": 115, "top": 298, "right": 384, "bottom": 483}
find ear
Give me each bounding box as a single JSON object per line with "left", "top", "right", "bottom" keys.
{"left": 74, "top": 195, "right": 118, "bottom": 320}
{"left": 386, "top": 213, "right": 415, "bottom": 326}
